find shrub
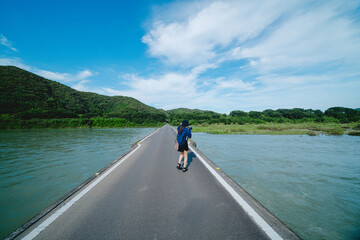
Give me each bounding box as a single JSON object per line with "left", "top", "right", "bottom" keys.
{"left": 307, "top": 131, "right": 317, "bottom": 136}
{"left": 326, "top": 128, "right": 344, "bottom": 135}
{"left": 349, "top": 131, "right": 360, "bottom": 136}
{"left": 201, "top": 122, "right": 209, "bottom": 127}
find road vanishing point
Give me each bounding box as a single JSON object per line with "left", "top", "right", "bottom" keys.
{"left": 9, "top": 124, "right": 300, "bottom": 240}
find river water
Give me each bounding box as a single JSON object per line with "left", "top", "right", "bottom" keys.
{"left": 0, "top": 128, "right": 156, "bottom": 239}
{"left": 0, "top": 129, "right": 359, "bottom": 239}
{"left": 192, "top": 133, "right": 360, "bottom": 240}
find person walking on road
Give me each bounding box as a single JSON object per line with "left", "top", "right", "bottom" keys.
{"left": 176, "top": 120, "right": 192, "bottom": 172}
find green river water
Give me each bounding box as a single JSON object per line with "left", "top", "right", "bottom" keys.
{"left": 193, "top": 133, "right": 360, "bottom": 240}
{"left": 0, "top": 129, "right": 359, "bottom": 239}
{"left": 0, "top": 128, "right": 156, "bottom": 239}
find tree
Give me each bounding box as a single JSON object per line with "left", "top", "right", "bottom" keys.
{"left": 262, "top": 109, "right": 282, "bottom": 118}
{"left": 325, "top": 107, "right": 360, "bottom": 122}
{"left": 249, "top": 111, "right": 262, "bottom": 119}
{"left": 230, "top": 110, "right": 248, "bottom": 118}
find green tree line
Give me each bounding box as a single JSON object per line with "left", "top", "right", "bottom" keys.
{"left": 167, "top": 107, "right": 360, "bottom": 126}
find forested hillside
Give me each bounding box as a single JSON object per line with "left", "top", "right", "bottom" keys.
{"left": 0, "top": 66, "right": 359, "bottom": 129}
{"left": 0, "top": 66, "right": 166, "bottom": 127}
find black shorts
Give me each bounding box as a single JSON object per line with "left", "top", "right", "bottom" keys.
{"left": 178, "top": 141, "right": 189, "bottom": 152}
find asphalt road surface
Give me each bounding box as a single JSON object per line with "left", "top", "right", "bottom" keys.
{"left": 24, "top": 124, "right": 272, "bottom": 240}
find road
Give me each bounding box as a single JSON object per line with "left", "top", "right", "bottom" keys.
{"left": 19, "top": 124, "right": 290, "bottom": 240}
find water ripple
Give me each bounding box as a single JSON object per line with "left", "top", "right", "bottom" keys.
{"left": 193, "top": 133, "right": 360, "bottom": 240}
{"left": 0, "top": 128, "right": 156, "bottom": 239}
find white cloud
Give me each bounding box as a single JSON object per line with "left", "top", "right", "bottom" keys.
{"left": 137, "top": 0, "right": 360, "bottom": 111}
{"left": 216, "top": 79, "right": 255, "bottom": 92}
{"left": 0, "top": 57, "right": 95, "bottom": 93}
{"left": 93, "top": 66, "right": 230, "bottom": 111}
{"left": 0, "top": 57, "right": 94, "bottom": 82}
{"left": 0, "top": 58, "right": 31, "bottom": 70}
{"left": 71, "top": 80, "right": 99, "bottom": 93}
{"left": 190, "top": 63, "right": 217, "bottom": 75}
{"left": 99, "top": 67, "right": 258, "bottom": 112}
{"left": 238, "top": 3, "right": 360, "bottom": 74}
{"left": 35, "top": 70, "right": 70, "bottom": 81}
{"left": 2, "top": 0, "right": 359, "bottom": 112}
{"left": 144, "top": 0, "right": 360, "bottom": 73}
{"left": 143, "top": 0, "right": 302, "bottom": 66}
{"left": 116, "top": 71, "right": 198, "bottom": 108}
{"left": 0, "top": 34, "right": 18, "bottom": 52}
{"left": 76, "top": 70, "right": 93, "bottom": 80}
{"left": 34, "top": 69, "right": 94, "bottom": 82}
{"left": 34, "top": 69, "right": 94, "bottom": 83}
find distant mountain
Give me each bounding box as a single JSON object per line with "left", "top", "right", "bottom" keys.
{"left": 0, "top": 66, "right": 166, "bottom": 123}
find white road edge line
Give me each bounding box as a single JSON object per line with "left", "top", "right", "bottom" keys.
{"left": 172, "top": 126, "right": 283, "bottom": 240}
{"left": 189, "top": 145, "right": 283, "bottom": 240}
{"left": 21, "top": 128, "right": 160, "bottom": 240}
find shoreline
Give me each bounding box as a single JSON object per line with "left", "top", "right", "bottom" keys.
{"left": 1, "top": 122, "right": 360, "bottom": 136}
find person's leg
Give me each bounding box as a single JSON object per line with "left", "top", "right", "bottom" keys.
{"left": 177, "top": 152, "right": 184, "bottom": 169}
{"left": 183, "top": 150, "right": 188, "bottom": 168}
{"left": 178, "top": 152, "right": 184, "bottom": 164}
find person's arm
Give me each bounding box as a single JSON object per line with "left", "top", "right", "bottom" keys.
{"left": 187, "top": 127, "right": 192, "bottom": 138}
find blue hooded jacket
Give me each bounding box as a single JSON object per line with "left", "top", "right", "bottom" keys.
{"left": 177, "top": 126, "right": 192, "bottom": 146}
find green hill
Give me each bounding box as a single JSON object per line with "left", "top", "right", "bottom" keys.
{"left": 1, "top": 66, "right": 359, "bottom": 129}
{"left": 0, "top": 66, "right": 166, "bottom": 126}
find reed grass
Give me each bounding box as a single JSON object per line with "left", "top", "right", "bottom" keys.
{"left": 192, "top": 122, "right": 359, "bottom": 136}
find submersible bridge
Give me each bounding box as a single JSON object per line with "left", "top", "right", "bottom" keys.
{"left": 8, "top": 124, "right": 300, "bottom": 240}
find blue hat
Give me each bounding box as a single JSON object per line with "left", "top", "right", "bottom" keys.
{"left": 182, "top": 120, "right": 189, "bottom": 127}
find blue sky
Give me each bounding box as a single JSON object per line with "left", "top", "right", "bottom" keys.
{"left": 1, "top": 0, "right": 360, "bottom": 113}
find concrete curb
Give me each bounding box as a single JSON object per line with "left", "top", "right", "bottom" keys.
{"left": 3, "top": 127, "right": 160, "bottom": 240}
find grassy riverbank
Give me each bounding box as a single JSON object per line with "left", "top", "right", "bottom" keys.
{"left": 0, "top": 117, "right": 164, "bottom": 129}
{"left": 192, "top": 122, "right": 360, "bottom": 136}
